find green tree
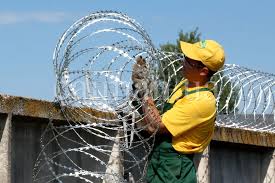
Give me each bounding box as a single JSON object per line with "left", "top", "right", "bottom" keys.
{"left": 211, "top": 72, "right": 240, "bottom": 114}
{"left": 159, "top": 28, "right": 239, "bottom": 114}
{"left": 160, "top": 27, "right": 201, "bottom": 53}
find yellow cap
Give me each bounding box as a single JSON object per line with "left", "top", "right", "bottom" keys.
{"left": 180, "top": 40, "right": 225, "bottom": 71}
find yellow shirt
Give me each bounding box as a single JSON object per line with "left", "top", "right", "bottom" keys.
{"left": 162, "top": 80, "right": 216, "bottom": 153}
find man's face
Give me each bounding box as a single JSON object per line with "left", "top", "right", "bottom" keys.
{"left": 182, "top": 57, "right": 205, "bottom": 83}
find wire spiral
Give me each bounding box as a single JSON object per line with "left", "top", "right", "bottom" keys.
{"left": 33, "top": 11, "right": 275, "bottom": 183}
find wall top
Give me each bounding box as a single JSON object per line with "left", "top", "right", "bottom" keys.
{"left": 0, "top": 93, "right": 274, "bottom": 148}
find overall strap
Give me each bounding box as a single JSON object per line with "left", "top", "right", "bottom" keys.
{"left": 172, "top": 87, "right": 211, "bottom": 105}
{"left": 162, "top": 87, "right": 211, "bottom": 113}
{"left": 168, "top": 80, "right": 186, "bottom": 99}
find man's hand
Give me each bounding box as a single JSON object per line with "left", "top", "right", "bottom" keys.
{"left": 142, "top": 97, "right": 161, "bottom": 124}
{"left": 142, "top": 97, "right": 170, "bottom": 134}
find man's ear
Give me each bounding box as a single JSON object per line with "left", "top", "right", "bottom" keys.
{"left": 200, "top": 67, "right": 209, "bottom": 76}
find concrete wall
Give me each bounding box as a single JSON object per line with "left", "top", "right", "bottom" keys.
{"left": 0, "top": 94, "right": 275, "bottom": 183}
{"left": 210, "top": 141, "right": 274, "bottom": 183}
{"left": 6, "top": 115, "right": 118, "bottom": 183}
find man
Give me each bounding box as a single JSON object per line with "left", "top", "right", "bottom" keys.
{"left": 133, "top": 40, "right": 225, "bottom": 183}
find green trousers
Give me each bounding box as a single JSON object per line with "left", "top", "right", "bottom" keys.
{"left": 146, "top": 138, "right": 197, "bottom": 183}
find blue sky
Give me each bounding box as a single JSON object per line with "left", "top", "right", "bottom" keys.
{"left": 0, "top": 0, "right": 274, "bottom": 100}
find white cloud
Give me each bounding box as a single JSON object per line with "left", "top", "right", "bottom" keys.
{"left": 0, "top": 11, "right": 70, "bottom": 24}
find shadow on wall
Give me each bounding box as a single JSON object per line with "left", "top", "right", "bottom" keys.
{"left": 210, "top": 141, "right": 274, "bottom": 183}
{"left": 11, "top": 115, "right": 117, "bottom": 183}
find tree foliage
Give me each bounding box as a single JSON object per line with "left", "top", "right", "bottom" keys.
{"left": 160, "top": 27, "right": 201, "bottom": 53}
{"left": 211, "top": 72, "right": 240, "bottom": 114}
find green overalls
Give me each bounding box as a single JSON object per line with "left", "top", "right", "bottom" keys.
{"left": 146, "top": 85, "right": 211, "bottom": 183}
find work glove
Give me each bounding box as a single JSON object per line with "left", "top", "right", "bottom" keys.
{"left": 131, "top": 56, "right": 155, "bottom": 133}
{"left": 131, "top": 55, "right": 150, "bottom": 99}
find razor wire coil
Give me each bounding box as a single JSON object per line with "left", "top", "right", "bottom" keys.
{"left": 33, "top": 10, "right": 275, "bottom": 183}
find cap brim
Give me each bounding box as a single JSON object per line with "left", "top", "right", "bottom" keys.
{"left": 180, "top": 41, "right": 201, "bottom": 62}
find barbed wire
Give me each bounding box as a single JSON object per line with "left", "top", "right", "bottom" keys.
{"left": 33, "top": 10, "right": 275, "bottom": 183}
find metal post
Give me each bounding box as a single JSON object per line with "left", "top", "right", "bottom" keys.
{"left": 194, "top": 146, "right": 210, "bottom": 183}
{"left": 263, "top": 149, "right": 275, "bottom": 183}
{"left": 0, "top": 113, "right": 12, "bottom": 183}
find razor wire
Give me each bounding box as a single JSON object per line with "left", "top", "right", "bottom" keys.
{"left": 213, "top": 64, "right": 275, "bottom": 131}
{"left": 33, "top": 11, "right": 275, "bottom": 183}
{"left": 160, "top": 58, "right": 275, "bottom": 132}
{"left": 33, "top": 10, "right": 160, "bottom": 183}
